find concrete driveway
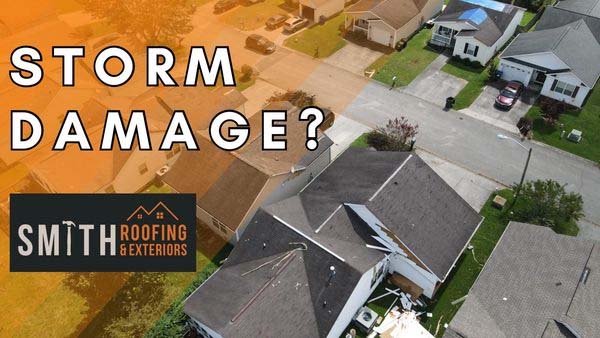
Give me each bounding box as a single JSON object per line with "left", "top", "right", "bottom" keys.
{"left": 324, "top": 115, "right": 371, "bottom": 159}
{"left": 324, "top": 42, "right": 383, "bottom": 75}
{"left": 461, "top": 82, "right": 536, "bottom": 132}
{"left": 402, "top": 55, "right": 467, "bottom": 106}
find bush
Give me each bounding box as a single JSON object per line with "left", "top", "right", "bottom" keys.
{"left": 240, "top": 64, "right": 253, "bottom": 82}
{"left": 511, "top": 179, "right": 583, "bottom": 236}
{"left": 539, "top": 97, "right": 566, "bottom": 126}
{"left": 268, "top": 90, "right": 315, "bottom": 108}
{"left": 366, "top": 117, "right": 418, "bottom": 151}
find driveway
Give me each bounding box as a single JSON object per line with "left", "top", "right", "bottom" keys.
{"left": 402, "top": 54, "right": 467, "bottom": 106}
{"left": 324, "top": 115, "right": 371, "bottom": 159}
{"left": 324, "top": 42, "right": 383, "bottom": 75}
{"left": 461, "top": 82, "right": 536, "bottom": 132}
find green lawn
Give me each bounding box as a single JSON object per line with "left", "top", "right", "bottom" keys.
{"left": 368, "top": 29, "right": 440, "bottom": 87}
{"left": 441, "top": 59, "right": 489, "bottom": 110}
{"left": 525, "top": 88, "right": 600, "bottom": 163}
{"left": 520, "top": 10, "right": 537, "bottom": 26}
{"left": 351, "top": 133, "right": 369, "bottom": 148}
{"left": 143, "top": 183, "right": 172, "bottom": 193}
{"left": 284, "top": 14, "right": 347, "bottom": 58}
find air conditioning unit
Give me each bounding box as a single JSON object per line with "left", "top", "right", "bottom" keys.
{"left": 156, "top": 165, "right": 170, "bottom": 177}
{"left": 354, "top": 306, "right": 379, "bottom": 333}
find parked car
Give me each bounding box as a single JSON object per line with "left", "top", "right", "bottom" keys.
{"left": 245, "top": 34, "right": 276, "bottom": 54}
{"left": 266, "top": 14, "right": 289, "bottom": 30}
{"left": 283, "top": 16, "right": 309, "bottom": 34}
{"left": 214, "top": 0, "right": 238, "bottom": 13}
{"left": 495, "top": 81, "right": 524, "bottom": 110}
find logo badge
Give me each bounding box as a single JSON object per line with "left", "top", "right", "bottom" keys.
{"left": 10, "top": 194, "right": 196, "bottom": 272}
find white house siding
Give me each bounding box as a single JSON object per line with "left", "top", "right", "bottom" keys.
{"left": 542, "top": 73, "right": 590, "bottom": 108}
{"left": 190, "top": 318, "right": 224, "bottom": 338}
{"left": 388, "top": 252, "right": 438, "bottom": 298}
{"left": 327, "top": 258, "right": 388, "bottom": 338}
{"left": 452, "top": 9, "right": 523, "bottom": 65}
{"left": 498, "top": 58, "right": 533, "bottom": 84}
{"left": 505, "top": 52, "right": 570, "bottom": 71}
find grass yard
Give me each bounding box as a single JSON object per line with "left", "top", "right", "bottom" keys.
{"left": 144, "top": 183, "right": 173, "bottom": 194}
{"left": 221, "top": 0, "right": 289, "bottom": 31}
{"left": 284, "top": 14, "right": 347, "bottom": 59}
{"left": 520, "top": 10, "right": 537, "bottom": 26}
{"left": 441, "top": 58, "right": 489, "bottom": 110}
{"left": 525, "top": 89, "right": 600, "bottom": 163}
{"left": 351, "top": 133, "right": 369, "bottom": 148}
{"left": 368, "top": 29, "right": 440, "bottom": 87}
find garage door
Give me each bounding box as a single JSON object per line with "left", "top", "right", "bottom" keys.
{"left": 369, "top": 26, "right": 392, "bottom": 46}
{"left": 499, "top": 61, "right": 531, "bottom": 84}
{"left": 301, "top": 5, "right": 315, "bottom": 21}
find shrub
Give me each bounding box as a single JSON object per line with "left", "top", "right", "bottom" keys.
{"left": 511, "top": 179, "right": 583, "bottom": 236}
{"left": 268, "top": 90, "right": 315, "bottom": 108}
{"left": 366, "top": 117, "right": 419, "bottom": 151}
{"left": 240, "top": 64, "right": 253, "bottom": 82}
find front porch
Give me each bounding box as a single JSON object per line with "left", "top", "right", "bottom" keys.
{"left": 430, "top": 24, "right": 457, "bottom": 47}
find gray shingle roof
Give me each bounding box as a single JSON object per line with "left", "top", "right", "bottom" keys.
{"left": 555, "top": 0, "right": 600, "bottom": 18}
{"left": 502, "top": 19, "right": 600, "bottom": 87}
{"left": 444, "top": 222, "right": 600, "bottom": 338}
{"left": 435, "top": 0, "right": 523, "bottom": 46}
{"left": 185, "top": 148, "right": 482, "bottom": 337}
{"left": 269, "top": 148, "right": 482, "bottom": 279}
{"left": 536, "top": 6, "right": 600, "bottom": 43}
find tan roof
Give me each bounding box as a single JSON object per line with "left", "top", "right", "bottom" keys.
{"left": 163, "top": 137, "right": 268, "bottom": 230}
{"left": 346, "top": 0, "right": 429, "bottom": 29}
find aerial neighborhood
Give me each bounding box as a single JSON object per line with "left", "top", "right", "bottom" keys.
{"left": 1, "top": 0, "right": 599, "bottom": 337}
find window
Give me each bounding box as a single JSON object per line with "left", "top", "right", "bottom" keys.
{"left": 464, "top": 43, "right": 478, "bottom": 56}
{"left": 551, "top": 80, "right": 578, "bottom": 97}
{"left": 438, "top": 26, "right": 453, "bottom": 36}
{"left": 156, "top": 211, "right": 164, "bottom": 220}
{"left": 138, "top": 163, "right": 148, "bottom": 175}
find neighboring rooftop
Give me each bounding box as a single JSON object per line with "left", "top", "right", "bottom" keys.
{"left": 444, "top": 222, "right": 600, "bottom": 338}
{"left": 435, "top": 0, "right": 524, "bottom": 46}
{"left": 555, "top": 0, "right": 600, "bottom": 18}
{"left": 536, "top": 5, "right": 600, "bottom": 43}
{"left": 162, "top": 102, "right": 332, "bottom": 230}
{"left": 184, "top": 208, "right": 384, "bottom": 338}
{"left": 502, "top": 19, "right": 600, "bottom": 87}
{"left": 346, "top": 0, "right": 432, "bottom": 30}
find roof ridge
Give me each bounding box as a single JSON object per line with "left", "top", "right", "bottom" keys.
{"left": 551, "top": 24, "right": 573, "bottom": 51}
{"left": 551, "top": 4, "right": 600, "bottom": 21}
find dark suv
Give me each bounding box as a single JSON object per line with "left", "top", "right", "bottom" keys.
{"left": 266, "top": 14, "right": 289, "bottom": 30}
{"left": 245, "top": 34, "right": 276, "bottom": 54}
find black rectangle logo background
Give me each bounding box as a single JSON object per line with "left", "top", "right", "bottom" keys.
{"left": 10, "top": 194, "right": 196, "bottom": 272}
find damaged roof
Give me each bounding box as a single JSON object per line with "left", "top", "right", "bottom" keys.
{"left": 436, "top": 0, "right": 524, "bottom": 46}
{"left": 444, "top": 222, "right": 600, "bottom": 338}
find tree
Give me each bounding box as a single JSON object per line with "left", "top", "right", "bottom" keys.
{"left": 366, "top": 117, "right": 419, "bottom": 151}
{"left": 511, "top": 179, "right": 583, "bottom": 235}
{"left": 240, "top": 64, "right": 254, "bottom": 82}
{"left": 268, "top": 90, "right": 315, "bottom": 108}
{"left": 539, "top": 97, "right": 566, "bottom": 126}
{"left": 78, "top": 0, "right": 197, "bottom": 46}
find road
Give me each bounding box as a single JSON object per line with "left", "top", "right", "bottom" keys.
{"left": 180, "top": 5, "right": 600, "bottom": 231}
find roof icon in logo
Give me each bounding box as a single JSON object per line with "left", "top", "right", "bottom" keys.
{"left": 126, "top": 201, "right": 179, "bottom": 222}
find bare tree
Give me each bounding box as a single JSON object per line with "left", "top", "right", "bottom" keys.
{"left": 367, "top": 117, "right": 419, "bottom": 151}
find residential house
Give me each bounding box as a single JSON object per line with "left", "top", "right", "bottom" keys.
{"left": 345, "top": 0, "right": 443, "bottom": 47}
{"left": 444, "top": 222, "right": 600, "bottom": 338}
{"left": 162, "top": 101, "right": 333, "bottom": 243}
{"left": 498, "top": 1, "right": 600, "bottom": 107}
{"left": 300, "top": 0, "right": 345, "bottom": 22}
{"left": 184, "top": 147, "right": 482, "bottom": 338}
{"left": 431, "top": 0, "right": 524, "bottom": 65}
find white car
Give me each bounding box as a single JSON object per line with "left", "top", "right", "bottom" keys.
{"left": 283, "top": 16, "right": 309, "bottom": 33}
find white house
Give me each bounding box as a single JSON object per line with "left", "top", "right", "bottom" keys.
{"left": 299, "top": 0, "right": 345, "bottom": 22}
{"left": 498, "top": 6, "right": 600, "bottom": 107}
{"left": 431, "top": 0, "right": 524, "bottom": 65}
{"left": 345, "top": 0, "right": 443, "bottom": 47}
{"left": 183, "top": 148, "right": 482, "bottom": 338}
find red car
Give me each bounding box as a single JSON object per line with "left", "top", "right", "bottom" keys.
{"left": 495, "top": 81, "right": 524, "bottom": 110}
